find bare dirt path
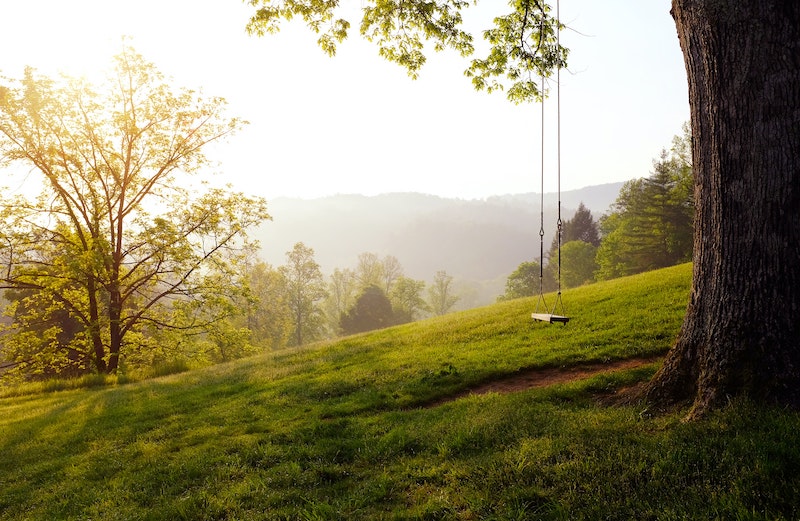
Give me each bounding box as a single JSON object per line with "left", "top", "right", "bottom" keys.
{"left": 427, "top": 355, "right": 663, "bottom": 407}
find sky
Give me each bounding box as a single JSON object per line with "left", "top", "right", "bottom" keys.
{"left": 1, "top": 0, "right": 688, "bottom": 200}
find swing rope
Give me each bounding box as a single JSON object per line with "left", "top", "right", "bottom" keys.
{"left": 532, "top": 0, "right": 568, "bottom": 325}
{"left": 535, "top": 67, "right": 548, "bottom": 316}
{"left": 553, "top": 0, "right": 566, "bottom": 317}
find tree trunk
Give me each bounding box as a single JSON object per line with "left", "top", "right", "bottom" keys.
{"left": 108, "top": 289, "right": 122, "bottom": 374}
{"left": 644, "top": 0, "right": 800, "bottom": 419}
{"left": 87, "top": 277, "right": 107, "bottom": 373}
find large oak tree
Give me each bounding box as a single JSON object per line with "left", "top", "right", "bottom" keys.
{"left": 244, "top": 0, "right": 800, "bottom": 417}
{"left": 643, "top": 1, "right": 800, "bottom": 418}
{"left": 0, "top": 47, "right": 269, "bottom": 376}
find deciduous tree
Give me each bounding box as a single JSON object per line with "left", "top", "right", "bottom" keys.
{"left": 390, "top": 276, "right": 428, "bottom": 324}
{"left": 644, "top": 1, "right": 800, "bottom": 417}
{"left": 340, "top": 285, "right": 393, "bottom": 335}
{"left": 245, "top": 261, "right": 292, "bottom": 349}
{"left": 323, "top": 267, "right": 357, "bottom": 336}
{"left": 427, "top": 270, "right": 459, "bottom": 316}
{"left": 280, "top": 242, "right": 327, "bottom": 346}
{"left": 354, "top": 252, "right": 383, "bottom": 290}
{"left": 0, "top": 47, "right": 267, "bottom": 377}
{"left": 499, "top": 260, "right": 554, "bottom": 301}
{"left": 559, "top": 240, "right": 598, "bottom": 289}
{"left": 354, "top": 252, "right": 404, "bottom": 294}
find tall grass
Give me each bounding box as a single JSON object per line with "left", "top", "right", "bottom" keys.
{"left": 1, "top": 263, "right": 798, "bottom": 520}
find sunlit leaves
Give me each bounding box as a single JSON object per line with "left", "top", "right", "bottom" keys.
{"left": 466, "top": 0, "right": 567, "bottom": 103}
{"left": 280, "top": 242, "right": 328, "bottom": 346}
{"left": 360, "top": 0, "right": 473, "bottom": 78}
{"left": 0, "top": 45, "right": 269, "bottom": 377}
{"left": 246, "top": 0, "right": 350, "bottom": 56}
{"left": 244, "top": 0, "right": 567, "bottom": 102}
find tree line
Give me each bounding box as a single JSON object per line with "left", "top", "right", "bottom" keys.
{"left": 244, "top": 246, "right": 461, "bottom": 350}
{"left": 499, "top": 124, "right": 694, "bottom": 301}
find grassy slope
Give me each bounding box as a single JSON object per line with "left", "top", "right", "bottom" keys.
{"left": 1, "top": 263, "right": 799, "bottom": 520}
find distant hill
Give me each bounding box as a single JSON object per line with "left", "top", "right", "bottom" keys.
{"left": 255, "top": 182, "right": 624, "bottom": 306}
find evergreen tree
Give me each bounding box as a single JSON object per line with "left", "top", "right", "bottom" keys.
{"left": 553, "top": 202, "right": 600, "bottom": 250}
{"left": 595, "top": 128, "right": 693, "bottom": 280}
{"left": 546, "top": 202, "right": 600, "bottom": 284}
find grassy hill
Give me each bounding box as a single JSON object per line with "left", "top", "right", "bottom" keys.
{"left": 1, "top": 263, "right": 799, "bottom": 520}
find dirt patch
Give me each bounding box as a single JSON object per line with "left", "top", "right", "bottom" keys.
{"left": 426, "top": 355, "right": 663, "bottom": 408}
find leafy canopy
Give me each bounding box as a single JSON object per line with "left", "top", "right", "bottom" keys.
{"left": 244, "top": 0, "right": 568, "bottom": 103}
{"left": 0, "top": 46, "right": 269, "bottom": 377}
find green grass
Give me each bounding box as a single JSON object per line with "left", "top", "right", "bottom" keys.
{"left": 1, "top": 263, "right": 799, "bottom": 520}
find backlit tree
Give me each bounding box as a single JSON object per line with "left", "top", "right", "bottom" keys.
{"left": 0, "top": 47, "right": 267, "bottom": 376}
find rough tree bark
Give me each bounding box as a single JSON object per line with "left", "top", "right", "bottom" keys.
{"left": 644, "top": 0, "right": 800, "bottom": 419}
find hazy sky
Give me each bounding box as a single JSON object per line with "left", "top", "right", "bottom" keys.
{"left": 1, "top": 1, "right": 688, "bottom": 200}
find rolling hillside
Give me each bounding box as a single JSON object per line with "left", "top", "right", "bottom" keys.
{"left": 2, "top": 263, "right": 799, "bottom": 520}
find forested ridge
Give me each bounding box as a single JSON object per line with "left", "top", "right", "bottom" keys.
{"left": 256, "top": 184, "right": 623, "bottom": 281}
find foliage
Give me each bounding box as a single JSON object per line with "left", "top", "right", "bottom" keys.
{"left": 244, "top": 0, "right": 567, "bottom": 103}
{"left": 465, "top": 0, "right": 567, "bottom": 102}
{"left": 325, "top": 254, "right": 431, "bottom": 334}
{"left": 595, "top": 127, "right": 693, "bottom": 280}
{"left": 354, "top": 252, "right": 404, "bottom": 294}
{"left": 3, "top": 264, "right": 797, "bottom": 519}
{"left": 280, "top": 242, "right": 327, "bottom": 346}
{"left": 560, "top": 240, "right": 598, "bottom": 288}
{"left": 503, "top": 202, "right": 599, "bottom": 303}
{"left": 0, "top": 47, "right": 267, "bottom": 377}
{"left": 389, "top": 276, "right": 429, "bottom": 324}
{"left": 322, "top": 267, "right": 357, "bottom": 337}
{"left": 243, "top": 261, "right": 293, "bottom": 349}
{"left": 544, "top": 201, "right": 601, "bottom": 289}
{"left": 499, "top": 260, "right": 555, "bottom": 301}
{"left": 354, "top": 252, "right": 384, "bottom": 289}
{"left": 378, "top": 254, "right": 404, "bottom": 294}
{"left": 555, "top": 201, "right": 601, "bottom": 249}
{"left": 427, "top": 269, "right": 460, "bottom": 315}
{"left": 340, "top": 285, "right": 394, "bottom": 335}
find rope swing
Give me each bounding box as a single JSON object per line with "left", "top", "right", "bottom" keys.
{"left": 532, "top": 0, "right": 569, "bottom": 325}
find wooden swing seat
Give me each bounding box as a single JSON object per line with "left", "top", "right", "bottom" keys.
{"left": 531, "top": 313, "right": 570, "bottom": 324}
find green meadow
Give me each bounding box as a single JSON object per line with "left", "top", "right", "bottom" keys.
{"left": 1, "top": 263, "right": 798, "bottom": 520}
